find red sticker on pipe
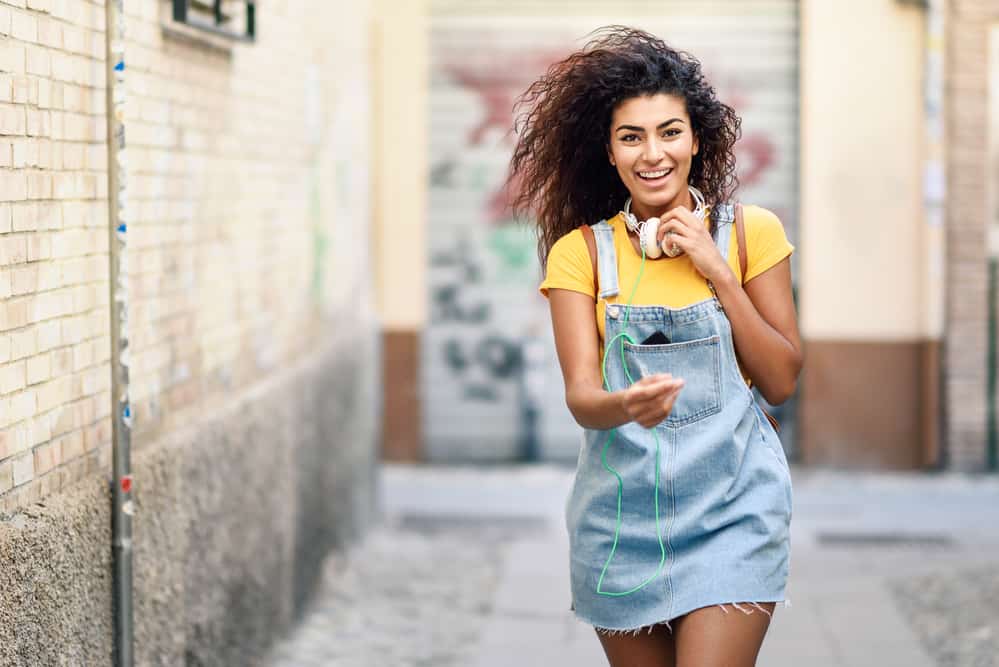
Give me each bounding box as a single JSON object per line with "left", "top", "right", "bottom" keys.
{"left": 121, "top": 475, "right": 133, "bottom": 494}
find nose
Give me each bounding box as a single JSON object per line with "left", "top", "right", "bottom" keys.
{"left": 642, "top": 136, "right": 666, "bottom": 164}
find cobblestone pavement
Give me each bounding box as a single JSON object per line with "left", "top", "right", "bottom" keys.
{"left": 890, "top": 564, "right": 999, "bottom": 667}
{"left": 264, "top": 517, "right": 516, "bottom": 667}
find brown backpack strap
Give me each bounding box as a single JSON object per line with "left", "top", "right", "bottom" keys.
{"left": 578, "top": 224, "right": 598, "bottom": 296}
{"left": 732, "top": 204, "right": 780, "bottom": 432}
{"left": 735, "top": 203, "right": 748, "bottom": 284}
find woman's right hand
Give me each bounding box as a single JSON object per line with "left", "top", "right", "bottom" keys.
{"left": 619, "top": 373, "right": 685, "bottom": 428}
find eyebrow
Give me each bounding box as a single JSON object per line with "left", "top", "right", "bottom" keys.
{"left": 615, "top": 118, "right": 685, "bottom": 133}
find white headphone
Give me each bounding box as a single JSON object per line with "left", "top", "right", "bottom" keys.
{"left": 622, "top": 185, "right": 707, "bottom": 259}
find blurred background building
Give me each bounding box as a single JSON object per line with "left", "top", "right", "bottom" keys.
{"left": 377, "top": 0, "right": 999, "bottom": 473}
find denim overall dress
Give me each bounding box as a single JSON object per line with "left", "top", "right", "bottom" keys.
{"left": 564, "top": 204, "right": 792, "bottom": 633}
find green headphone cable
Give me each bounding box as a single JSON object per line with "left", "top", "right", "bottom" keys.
{"left": 594, "top": 239, "right": 671, "bottom": 597}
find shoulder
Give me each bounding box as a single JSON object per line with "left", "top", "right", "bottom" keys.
{"left": 740, "top": 204, "right": 785, "bottom": 236}
{"left": 549, "top": 226, "right": 588, "bottom": 263}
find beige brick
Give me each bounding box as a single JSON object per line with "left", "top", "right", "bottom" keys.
{"left": 0, "top": 202, "right": 9, "bottom": 232}
{"left": 10, "top": 264, "right": 37, "bottom": 295}
{"left": 49, "top": 345, "right": 70, "bottom": 375}
{"left": 35, "top": 75, "right": 50, "bottom": 108}
{"left": 25, "top": 45, "right": 48, "bottom": 78}
{"left": 0, "top": 334, "right": 9, "bottom": 363}
{"left": 10, "top": 10, "right": 36, "bottom": 43}
{"left": 1, "top": 297, "right": 29, "bottom": 330}
{"left": 30, "top": 411, "right": 49, "bottom": 444}
{"left": 0, "top": 269, "right": 8, "bottom": 299}
{"left": 35, "top": 374, "right": 69, "bottom": 411}
{"left": 26, "top": 171, "right": 52, "bottom": 198}
{"left": 34, "top": 262, "right": 58, "bottom": 290}
{"left": 61, "top": 141, "right": 83, "bottom": 169}
{"left": 34, "top": 288, "right": 72, "bottom": 320}
{"left": 0, "top": 139, "right": 10, "bottom": 167}
{"left": 25, "top": 351, "right": 48, "bottom": 384}
{"left": 25, "top": 108, "right": 49, "bottom": 138}
{"left": 0, "top": 102, "right": 25, "bottom": 135}
{"left": 0, "top": 360, "right": 25, "bottom": 393}
{"left": 4, "top": 419, "right": 31, "bottom": 453}
{"left": 0, "top": 5, "right": 11, "bottom": 36}
{"left": 8, "top": 325, "right": 33, "bottom": 360}
{"left": 35, "top": 138, "right": 52, "bottom": 167}
{"left": 49, "top": 403, "right": 72, "bottom": 435}
{"left": 0, "top": 459, "right": 12, "bottom": 494}
{"left": 33, "top": 441, "right": 57, "bottom": 476}
{"left": 10, "top": 75, "right": 31, "bottom": 104}
{"left": 0, "top": 40, "right": 25, "bottom": 74}
{"left": 61, "top": 23, "right": 83, "bottom": 55}
{"left": 36, "top": 200, "right": 59, "bottom": 229}
{"left": 0, "top": 235, "right": 27, "bottom": 263}
{"left": 0, "top": 170, "right": 28, "bottom": 201}
{"left": 26, "top": 233, "right": 50, "bottom": 261}
{"left": 11, "top": 451, "right": 33, "bottom": 486}
{"left": 0, "top": 74, "right": 11, "bottom": 103}
{"left": 35, "top": 320, "right": 58, "bottom": 351}
{"left": 35, "top": 15, "right": 60, "bottom": 48}
{"left": 11, "top": 201, "right": 35, "bottom": 230}
{"left": 57, "top": 430, "right": 81, "bottom": 461}
{"left": 71, "top": 338, "right": 91, "bottom": 370}
{"left": 50, "top": 229, "right": 88, "bottom": 258}
{"left": 11, "top": 138, "right": 37, "bottom": 167}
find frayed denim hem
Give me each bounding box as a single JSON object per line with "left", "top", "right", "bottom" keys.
{"left": 592, "top": 599, "right": 792, "bottom": 637}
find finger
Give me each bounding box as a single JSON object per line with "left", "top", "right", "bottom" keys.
{"left": 661, "top": 386, "right": 683, "bottom": 413}
{"left": 631, "top": 375, "right": 676, "bottom": 397}
{"left": 630, "top": 381, "right": 684, "bottom": 415}
{"left": 661, "top": 207, "right": 698, "bottom": 230}
{"left": 656, "top": 220, "right": 694, "bottom": 244}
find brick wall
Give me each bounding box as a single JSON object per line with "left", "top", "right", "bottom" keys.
{"left": 945, "top": 0, "right": 998, "bottom": 470}
{"left": 0, "top": 0, "right": 373, "bottom": 508}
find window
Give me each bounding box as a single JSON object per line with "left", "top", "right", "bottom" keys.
{"left": 171, "top": 0, "right": 255, "bottom": 42}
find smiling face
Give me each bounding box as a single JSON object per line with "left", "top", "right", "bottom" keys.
{"left": 607, "top": 93, "right": 699, "bottom": 221}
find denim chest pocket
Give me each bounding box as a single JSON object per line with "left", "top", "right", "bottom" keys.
{"left": 621, "top": 334, "right": 723, "bottom": 427}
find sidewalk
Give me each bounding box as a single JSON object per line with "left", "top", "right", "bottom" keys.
{"left": 267, "top": 463, "right": 999, "bottom": 666}
{"left": 381, "top": 464, "right": 999, "bottom": 667}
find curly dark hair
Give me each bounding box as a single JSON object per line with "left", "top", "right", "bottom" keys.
{"left": 507, "top": 26, "right": 742, "bottom": 266}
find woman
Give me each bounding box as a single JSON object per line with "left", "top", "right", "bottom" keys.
{"left": 507, "top": 27, "right": 802, "bottom": 667}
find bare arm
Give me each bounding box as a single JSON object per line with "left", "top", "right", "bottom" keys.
{"left": 548, "top": 288, "right": 684, "bottom": 429}
{"left": 710, "top": 257, "right": 802, "bottom": 404}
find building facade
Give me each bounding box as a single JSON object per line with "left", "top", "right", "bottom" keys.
{"left": 0, "top": 0, "right": 379, "bottom": 663}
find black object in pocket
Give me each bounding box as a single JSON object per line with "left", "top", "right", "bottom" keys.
{"left": 641, "top": 331, "right": 670, "bottom": 345}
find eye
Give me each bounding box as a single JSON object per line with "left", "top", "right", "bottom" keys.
{"left": 620, "top": 134, "right": 639, "bottom": 143}
{"left": 663, "top": 128, "right": 681, "bottom": 138}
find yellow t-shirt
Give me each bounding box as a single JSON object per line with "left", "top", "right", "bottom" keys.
{"left": 538, "top": 205, "right": 794, "bottom": 382}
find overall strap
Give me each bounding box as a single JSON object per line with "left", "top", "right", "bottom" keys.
{"left": 578, "top": 220, "right": 619, "bottom": 300}
{"left": 710, "top": 203, "right": 748, "bottom": 284}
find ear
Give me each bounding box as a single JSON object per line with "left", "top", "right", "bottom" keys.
{"left": 606, "top": 143, "right": 615, "bottom": 166}
{"left": 692, "top": 134, "right": 699, "bottom": 157}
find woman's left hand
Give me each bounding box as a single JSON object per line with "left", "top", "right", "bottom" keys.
{"left": 657, "top": 206, "right": 732, "bottom": 284}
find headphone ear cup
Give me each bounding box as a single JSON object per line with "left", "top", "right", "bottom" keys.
{"left": 640, "top": 218, "right": 662, "bottom": 259}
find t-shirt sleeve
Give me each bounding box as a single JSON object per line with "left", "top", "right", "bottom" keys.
{"left": 743, "top": 206, "right": 794, "bottom": 283}
{"left": 538, "top": 228, "right": 595, "bottom": 299}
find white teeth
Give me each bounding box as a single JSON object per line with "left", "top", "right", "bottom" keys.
{"left": 639, "top": 169, "right": 670, "bottom": 179}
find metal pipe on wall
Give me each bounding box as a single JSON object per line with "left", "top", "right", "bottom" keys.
{"left": 104, "top": 0, "right": 134, "bottom": 664}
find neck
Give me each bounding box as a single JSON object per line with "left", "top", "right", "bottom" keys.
{"left": 630, "top": 187, "right": 694, "bottom": 222}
